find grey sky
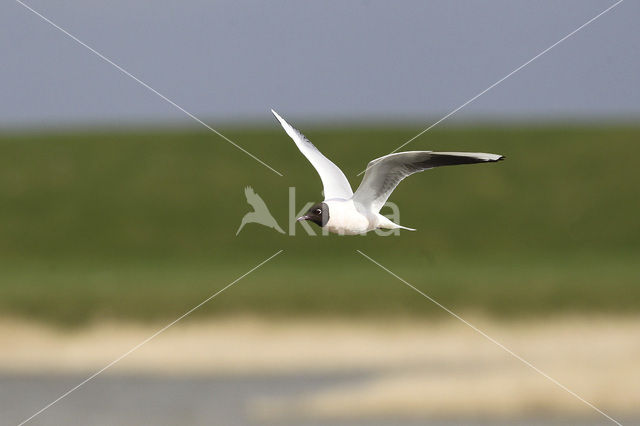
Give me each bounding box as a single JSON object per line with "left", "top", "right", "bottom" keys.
{"left": 2, "top": 0, "right": 638, "bottom": 127}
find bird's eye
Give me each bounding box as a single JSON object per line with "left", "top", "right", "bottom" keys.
{"left": 315, "top": 209, "right": 322, "bottom": 214}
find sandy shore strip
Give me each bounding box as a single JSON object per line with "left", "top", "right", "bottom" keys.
{"left": 2, "top": 315, "right": 639, "bottom": 418}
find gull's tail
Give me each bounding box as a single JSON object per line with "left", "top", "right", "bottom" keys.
{"left": 377, "top": 215, "right": 416, "bottom": 231}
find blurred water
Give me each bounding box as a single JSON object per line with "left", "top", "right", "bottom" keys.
{"left": 1, "top": 373, "right": 628, "bottom": 426}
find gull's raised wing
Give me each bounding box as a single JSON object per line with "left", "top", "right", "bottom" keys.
{"left": 271, "top": 109, "right": 353, "bottom": 200}
{"left": 353, "top": 151, "right": 504, "bottom": 213}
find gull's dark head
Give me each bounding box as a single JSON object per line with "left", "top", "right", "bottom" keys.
{"left": 297, "top": 202, "right": 329, "bottom": 228}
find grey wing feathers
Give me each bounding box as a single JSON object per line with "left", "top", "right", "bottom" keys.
{"left": 353, "top": 151, "right": 503, "bottom": 213}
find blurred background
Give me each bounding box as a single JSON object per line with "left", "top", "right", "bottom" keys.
{"left": 1, "top": 1, "right": 639, "bottom": 425}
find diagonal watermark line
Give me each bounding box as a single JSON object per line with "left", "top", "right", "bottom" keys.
{"left": 357, "top": 0, "right": 624, "bottom": 177}
{"left": 15, "top": 0, "right": 283, "bottom": 177}
{"left": 356, "top": 250, "right": 623, "bottom": 426}
{"left": 17, "top": 250, "right": 284, "bottom": 426}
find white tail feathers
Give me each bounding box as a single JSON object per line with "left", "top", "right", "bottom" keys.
{"left": 376, "top": 214, "right": 416, "bottom": 231}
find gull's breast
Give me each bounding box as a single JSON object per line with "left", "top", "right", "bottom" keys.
{"left": 325, "top": 199, "right": 375, "bottom": 235}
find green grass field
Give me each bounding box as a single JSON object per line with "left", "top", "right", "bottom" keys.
{"left": 1, "top": 125, "right": 639, "bottom": 325}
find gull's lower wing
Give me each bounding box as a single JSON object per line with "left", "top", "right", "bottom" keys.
{"left": 271, "top": 110, "right": 353, "bottom": 200}
{"left": 353, "top": 151, "right": 504, "bottom": 213}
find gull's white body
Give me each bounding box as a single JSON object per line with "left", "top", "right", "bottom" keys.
{"left": 271, "top": 109, "right": 503, "bottom": 235}
{"left": 323, "top": 199, "right": 401, "bottom": 235}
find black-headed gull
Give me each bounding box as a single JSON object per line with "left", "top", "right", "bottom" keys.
{"left": 272, "top": 110, "right": 504, "bottom": 235}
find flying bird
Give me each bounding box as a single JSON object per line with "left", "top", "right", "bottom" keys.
{"left": 271, "top": 109, "right": 504, "bottom": 235}
{"left": 236, "top": 186, "right": 285, "bottom": 235}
